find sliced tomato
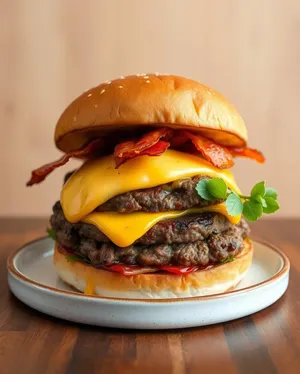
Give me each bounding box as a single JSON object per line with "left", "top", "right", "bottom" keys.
{"left": 159, "top": 264, "right": 213, "bottom": 274}
{"left": 107, "top": 263, "right": 214, "bottom": 275}
{"left": 158, "top": 265, "right": 199, "bottom": 274}
{"left": 107, "top": 264, "right": 157, "bottom": 275}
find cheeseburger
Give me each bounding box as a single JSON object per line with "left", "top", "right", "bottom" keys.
{"left": 27, "top": 74, "right": 279, "bottom": 298}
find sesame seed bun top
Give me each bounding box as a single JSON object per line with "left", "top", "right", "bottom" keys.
{"left": 54, "top": 74, "right": 248, "bottom": 152}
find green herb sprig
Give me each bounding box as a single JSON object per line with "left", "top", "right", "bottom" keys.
{"left": 220, "top": 256, "right": 235, "bottom": 263}
{"left": 46, "top": 227, "right": 56, "bottom": 240}
{"left": 65, "top": 254, "right": 91, "bottom": 264}
{"left": 196, "top": 178, "right": 279, "bottom": 222}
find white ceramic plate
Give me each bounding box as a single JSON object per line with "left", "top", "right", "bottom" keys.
{"left": 7, "top": 237, "right": 289, "bottom": 329}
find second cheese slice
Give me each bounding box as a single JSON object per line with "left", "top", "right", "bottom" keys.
{"left": 83, "top": 203, "right": 241, "bottom": 247}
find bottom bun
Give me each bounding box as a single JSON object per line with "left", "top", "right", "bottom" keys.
{"left": 53, "top": 239, "right": 253, "bottom": 299}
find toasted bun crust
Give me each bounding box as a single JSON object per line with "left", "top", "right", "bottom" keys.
{"left": 55, "top": 74, "right": 248, "bottom": 152}
{"left": 53, "top": 239, "right": 253, "bottom": 299}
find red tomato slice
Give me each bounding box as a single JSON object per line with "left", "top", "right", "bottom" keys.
{"left": 107, "top": 263, "right": 214, "bottom": 275}
{"left": 159, "top": 264, "right": 213, "bottom": 274}
{"left": 107, "top": 264, "right": 157, "bottom": 275}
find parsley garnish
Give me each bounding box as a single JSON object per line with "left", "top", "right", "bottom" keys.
{"left": 196, "top": 178, "right": 279, "bottom": 222}
{"left": 46, "top": 227, "right": 56, "bottom": 240}
{"left": 220, "top": 256, "right": 235, "bottom": 263}
{"left": 65, "top": 255, "right": 91, "bottom": 264}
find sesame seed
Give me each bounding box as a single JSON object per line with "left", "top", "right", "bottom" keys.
{"left": 207, "top": 91, "right": 212, "bottom": 95}
{"left": 154, "top": 72, "right": 160, "bottom": 76}
{"left": 87, "top": 93, "right": 92, "bottom": 97}
{"left": 118, "top": 85, "right": 123, "bottom": 88}
{"left": 105, "top": 80, "right": 111, "bottom": 84}
{"left": 146, "top": 80, "right": 150, "bottom": 83}
{"left": 140, "top": 73, "right": 146, "bottom": 76}
{"left": 143, "top": 76, "right": 149, "bottom": 79}
{"left": 120, "top": 76, "right": 125, "bottom": 79}
{"left": 136, "top": 74, "right": 141, "bottom": 77}
{"left": 100, "top": 89, "right": 105, "bottom": 94}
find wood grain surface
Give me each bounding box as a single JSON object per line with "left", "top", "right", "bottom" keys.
{"left": 0, "top": 218, "right": 299, "bottom": 374}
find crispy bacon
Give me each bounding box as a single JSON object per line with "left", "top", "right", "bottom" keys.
{"left": 171, "top": 130, "right": 234, "bottom": 169}
{"left": 115, "top": 140, "right": 170, "bottom": 167}
{"left": 114, "top": 127, "right": 173, "bottom": 167}
{"left": 26, "top": 127, "right": 265, "bottom": 186}
{"left": 26, "top": 139, "right": 103, "bottom": 186}
{"left": 230, "top": 147, "right": 265, "bottom": 163}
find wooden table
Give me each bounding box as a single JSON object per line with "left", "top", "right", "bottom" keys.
{"left": 0, "top": 218, "right": 299, "bottom": 374}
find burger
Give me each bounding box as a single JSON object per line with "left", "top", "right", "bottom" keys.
{"left": 27, "top": 74, "right": 279, "bottom": 298}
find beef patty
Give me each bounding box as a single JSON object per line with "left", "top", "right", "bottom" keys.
{"left": 51, "top": 202, "right": 250, "bottom": 267}
{"left": 64, "top": 172, "right": 223, "bottom": 213}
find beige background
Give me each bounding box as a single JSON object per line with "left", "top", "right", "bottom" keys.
{"left": 1, "top": 0, "right": 299, "bottom": 217}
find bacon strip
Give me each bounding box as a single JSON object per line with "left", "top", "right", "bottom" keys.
{"left": 230, "top": 147, "right": 265, "bottom": 163}
{"left": 115, "top": 140, "right": 170, "bottom": 167}
{"left": 26, "top": 139, "right": 103, "bottom": 186}
{"left": 114, "top": 127, "right": 173, "bottom": 167}
{"left": 172, "top": 130, "right": 234, "bottom": 169}
{"left": 26, "top": 127, "right": 265, "bottom": 186}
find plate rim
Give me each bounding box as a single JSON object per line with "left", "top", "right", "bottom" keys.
{"left": 7, "top": 236, "right": 290, "bottom": 303}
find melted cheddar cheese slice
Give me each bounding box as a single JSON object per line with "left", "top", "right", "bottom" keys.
{"left": 84, "top": 277, "right": 95, "bottom": 295}
{"left": 83, "top": 204, "right": 241, "bottom": 247}
{"left": 60, "top": 150, "right": 242, "bottom": 247}
{"left": 61, "top": 149, "right": 241, "bottom": 223}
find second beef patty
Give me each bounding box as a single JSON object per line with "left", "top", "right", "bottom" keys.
{"left": 51, "top": 202, "right": 250, "bottom": 267}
